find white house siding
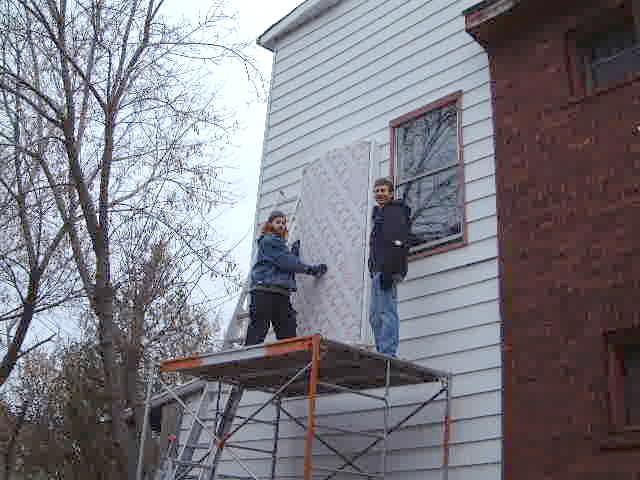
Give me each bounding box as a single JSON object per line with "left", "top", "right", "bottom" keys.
{"left": 175, "top": 0, "right": 502, "bottom": 479}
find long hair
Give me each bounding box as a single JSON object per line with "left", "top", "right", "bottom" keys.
{"left": 261, "top": 220, "right": 288, "bottom": 239}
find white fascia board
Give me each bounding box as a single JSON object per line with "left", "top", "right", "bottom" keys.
{"left": 257, "top": 0, "right": 342, "bottom": 51}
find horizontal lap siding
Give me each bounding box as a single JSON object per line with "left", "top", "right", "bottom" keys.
{"left": 195, "top": 0, "right": 502, "bottom": 479}
{"left": 177, "top": 385, "right": 501, "bottom": 477}
{"left": 262, "top": 75, "right": 491, "bottom": 177}
{"left": 257, "top": 128, "right": 494, "bottom": 224}
{"left": 256, "top": 79, "right": 492, "bottom": 198}
{"left": 262, "top": 64, "right": 490, "bottom": 175}
{"left": 211, "top": 416, "right": 500, "bottom": 459}
{"left": 212, "top": 386, "right": 501, "bottom": 476}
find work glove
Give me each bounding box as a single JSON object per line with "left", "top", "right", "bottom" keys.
{"left": 380, "top": 271, "right": 394, "bottom": 290}
{"left": 307, "top": 264, "right": 328, "bottom": 278}
{"left": 290, "top": 240, "right": 300, "bottom": 256}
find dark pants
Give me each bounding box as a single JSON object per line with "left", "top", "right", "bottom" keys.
{"left": 244, "top": 290, "right": 297, "bottom": 346}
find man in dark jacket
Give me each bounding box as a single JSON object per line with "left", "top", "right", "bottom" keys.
{"left": 368, "top": 178, "right": 411, "bottom": 357}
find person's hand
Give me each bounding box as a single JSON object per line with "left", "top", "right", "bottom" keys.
{"left": 291, "top": 240, "right": 300, "bottom": 256}
{"left": 380, "top": 271, "right": 394, "bottom": 290}
{"left": 316, "top": 264, "right": 328, "bottom": 277}
{"left": 307, "top": 264, "right": 328, "bottom": 278}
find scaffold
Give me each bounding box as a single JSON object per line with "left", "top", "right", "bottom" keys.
{"left": 140, "top": 334, "right": 452, "bottom": 480}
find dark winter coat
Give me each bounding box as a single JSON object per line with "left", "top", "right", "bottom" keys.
{"left": 368, "top": 200, "right": 412, "bottom": 278}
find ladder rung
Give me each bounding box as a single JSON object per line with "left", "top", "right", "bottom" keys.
{"left": 179, "top": 442, "right": 211, "bottom": 450}
{"left": 197, "top": 413, "right": 272, "bottom": 427}
{"left": 171, "top": 459, "right": 212, "bottom": 469}
{"left": 223, "top": 413, "right": 278, "bottom": 425}
{"left": 193, "top": 416, "right": 218, "bottom": 423}
{"left": 225, "top": 442, "right": 274, "bottom": 454}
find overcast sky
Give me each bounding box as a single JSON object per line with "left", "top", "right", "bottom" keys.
{"left": 174, "top": 0, "right": 304, "bottom": 324}
{"left": 212, "top": 0, "right": 301, "bottom": 270}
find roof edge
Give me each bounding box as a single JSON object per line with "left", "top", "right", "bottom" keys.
{"left": 257, "top": 0, "right": 342, "bottom": 51}
{"left": 149, "top": 378, "right": 205, "bottom": 410}
{"left": 462, "top": 0, "right": 500, "bottom": 16}
{"left": 463, "top": 0, "right": 521, "bottom": 30}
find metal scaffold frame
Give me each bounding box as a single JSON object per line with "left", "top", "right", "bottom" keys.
{"left": 141, "top": 335, "right": 452, "bottom": 480}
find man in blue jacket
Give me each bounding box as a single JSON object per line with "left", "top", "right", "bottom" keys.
{"left": 368, "top": 178, "right": 411, "bottom": 357}
{"left": 245, "top": 211, "right": 327, "bottom": 346}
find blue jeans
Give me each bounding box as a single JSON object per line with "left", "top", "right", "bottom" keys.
{"left": 369, "top": 272, "right": 399, "bottom": 357}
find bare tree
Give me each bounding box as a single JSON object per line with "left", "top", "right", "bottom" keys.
{"left": 0, "top": 390, "right": 29, "bottom": 480}
{"left": 0, "top": 350, "right": 62, "bottom": 480}
{"left": 109, "top": 235, "right": 224, "bottom": 477}
{"left": 0, "top": 98, "right": 81, "bottom": 385}
{"left": 0, "top": 9, "right": 84, "bottom": 384}
{"left": 2, "top": 299, "right": 216, "bottom": 480}
{"left": 0, "top": 0, "right": 258, "bottom": 477}
{"left": 1, "top": 342, "right": 120, "bottom": 480}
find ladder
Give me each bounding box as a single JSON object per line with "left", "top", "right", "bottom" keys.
{"left": 222, "top": 281, "right": 251, "bottom": 350}
{"left": 177, "top": 382, "right": 214, "bottom": 480}
{"left": 157, "top": 382, "right": 246, "bottom": 480}
{"left": 208, "top": 385, "right": 245, "bottom": 479}
{"left": 157, "top": 382, "right": 215, "bottom": 480}
{"left": 156, "top": 283, "right": 251, "bottom": 480}
{"left": 157, "top": 191, "right": 303, "bottom": 480}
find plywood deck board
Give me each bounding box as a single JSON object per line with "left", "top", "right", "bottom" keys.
{"left": 161, "top": 336, "right": 447, "bottom": 397}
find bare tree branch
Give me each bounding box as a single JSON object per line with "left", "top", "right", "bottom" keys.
{"left": 0, "top": 0, "right": 258, "bottom": 476}
{"left": 14, "top": 333, "right": 55, "bottom": 361}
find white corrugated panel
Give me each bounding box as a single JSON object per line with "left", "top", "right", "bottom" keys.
{"left": 290, "top": 141, "right": 371, "bottom": 344}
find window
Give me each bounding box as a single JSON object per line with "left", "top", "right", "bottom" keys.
{"left": 390, "top": 92, "right": 464, "bottom": 254}
{"left": 622, "top": 344, "right": 640, "bottom": 425}
{"left": 606, "top": 328, "right": 640, "bottom": 429}
{"left": 572, "top": 2, "right": 640, "bottom": 93}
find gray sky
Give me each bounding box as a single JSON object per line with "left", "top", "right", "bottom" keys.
{"left": 214, "top": 0, "right": 300, "bottom": 269}
{"left": 172, "top": 0, "right": 303, "bottom": 324}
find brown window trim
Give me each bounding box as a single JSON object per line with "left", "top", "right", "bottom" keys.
{"left": 389, "top": 91, "right": 467, "bottom": 261}
{"left": 599, "top": 427, "right": 640, "bottom": 450}
{"left": 565, "top": 72, "right": 640, "bottom": 108}
{"left": 600, "top": 327, "right": 640, "bottom": 451}
{"left": 567, "top": 0, "right": 640, "bottom": 98}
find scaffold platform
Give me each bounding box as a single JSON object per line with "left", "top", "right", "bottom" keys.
{"left": 142, "top": 334, "right": 452, "bottom": 480}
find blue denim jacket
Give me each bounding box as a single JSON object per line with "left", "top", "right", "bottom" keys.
{"left": 250, "top": 234, "right": 312, "bottom": 291}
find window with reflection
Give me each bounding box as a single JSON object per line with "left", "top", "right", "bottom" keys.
{"left": 391, "top": 94, "right": 464, "bottom": 253}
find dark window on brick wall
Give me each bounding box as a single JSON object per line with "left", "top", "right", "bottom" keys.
{"left": 389, "top": 92, "right": 465, "bottom": 255}
{"left": 570, "top": 2, "right": 640, "bottom": 94}
{"left": 622, "top": 344, "right": 640, "bottom": 425}
{"left": 580, "top": 18, "right": 639, "bottom": 89}
{"left": 606, "top": 328, "right": 640, "bottom": 429}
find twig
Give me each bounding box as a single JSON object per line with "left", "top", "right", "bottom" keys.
{"left": 14, "top": 333, "right": 56, "bottom": 361}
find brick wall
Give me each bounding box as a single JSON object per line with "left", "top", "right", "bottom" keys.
{"left": 475, "top": 2, "right": 640, "bottom": 479}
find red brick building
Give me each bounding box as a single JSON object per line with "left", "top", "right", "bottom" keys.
{"left": 465, "top": 0, "right": 640, "bottom": 478}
